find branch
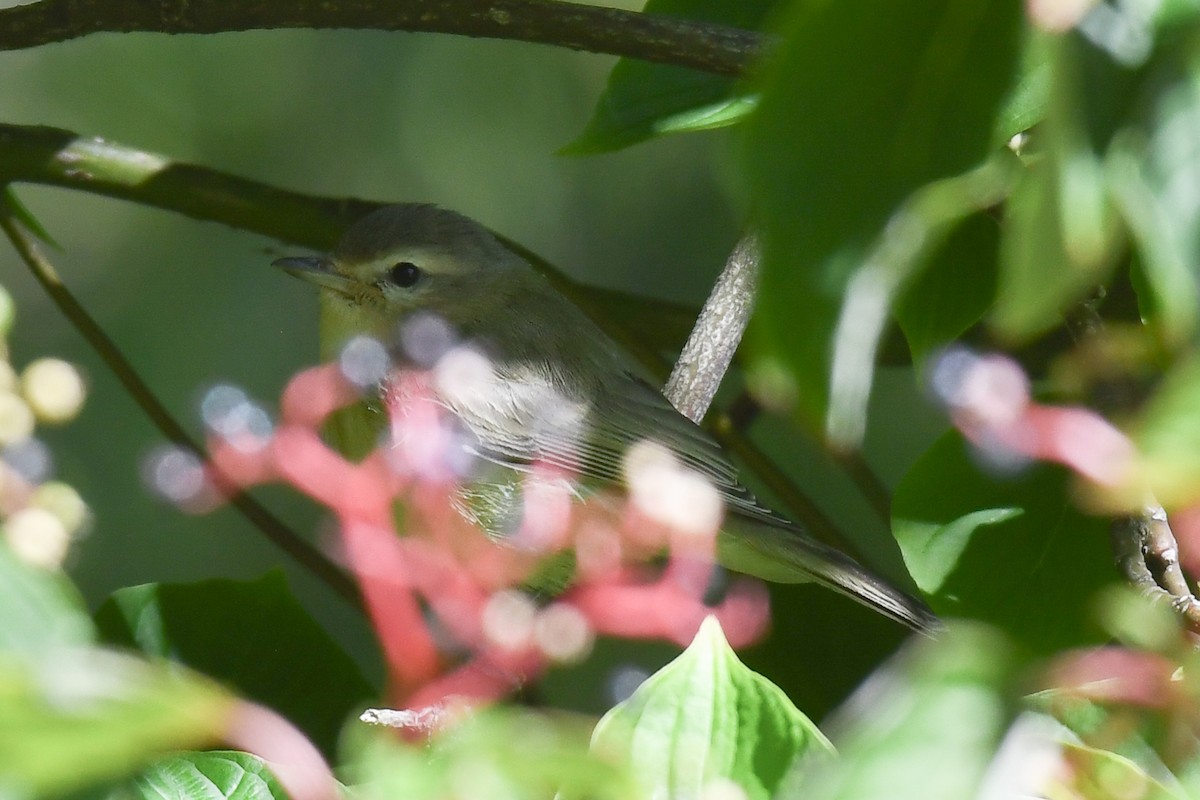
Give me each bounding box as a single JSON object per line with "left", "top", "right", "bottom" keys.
{"left": 665, "top": 232, "right": 758, "bottom": 423}
{"left": 0, "top": 189, "right": 363, "bottom": 607}
{"left": 0, "top": 0, "right": 766, "bottom": 77}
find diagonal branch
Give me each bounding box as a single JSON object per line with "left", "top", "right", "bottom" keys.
{"left": 665, "top": 232, "right": 759, "bottom": 424}
{"left": 0, "top": 0, "right": 766, "bottom": 77}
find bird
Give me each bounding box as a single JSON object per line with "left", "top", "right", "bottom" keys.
{"left": 273, "top": 203, "right": 937, "bottom": 633}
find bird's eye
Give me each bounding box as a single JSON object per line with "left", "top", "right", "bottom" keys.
{"left": 386, "top": 262, "right": 422, "bottom": 288}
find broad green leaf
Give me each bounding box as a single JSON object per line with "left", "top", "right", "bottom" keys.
{"left": 563, "top": 0, "right": 775, "bottom": 154}
{"left": 743, "top": 0, "right": 1023, "bottom": 430}
{"left": 792, "top": 624, "right": 1013, "bottom": 800}
{"left": 0, "top": 537, "right": 92, "bottom": 653}
{"left": 591, "top": 616, "right": 831, "bottom": 800}
{"left": 892, "top": 431, "right": 1115, "bottom": 654}
{"left": 894, "top": 213, "right": 1001, "bottom": 365}
{"left": 95, "top": 572, "right": 375, "bottom": 758}
{"left": 124, "top": 751, "right": 289, "bottom": 800}
{"left": 0, "top": 648, "right": 232, "bottom": 799}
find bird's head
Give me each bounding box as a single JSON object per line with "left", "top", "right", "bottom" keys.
{"left": 274, "top": 204, "right": 527, "bottom": 341}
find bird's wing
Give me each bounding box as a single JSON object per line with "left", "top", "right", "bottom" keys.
{"left": 436, "top": 353, "right": 937, "bottom": 633}
{"left": 446, "top": 355, "right": 788, "bottom": 528}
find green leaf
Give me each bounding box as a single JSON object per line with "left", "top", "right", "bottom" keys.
{"left": 894, "top": 213, "right": 1001, "bottom": 364}
{"left": 892, "top": 431, "right": 1115, "bottom": 654}
{"left": 95, "top": 572, "right": 375, "bottom": 758}
{"left": 3, "top": 186, "right": 61, "bottom": 251}
{"left": 1108, "top": 50, "right": 1200, "bottom": 343}
{"left": 1130, "top": 356, "right": 1200, "bottom": 505}
{"left": 563, "top": 0, "right": 774, "bottom": 154}
{"left": 1061, "top": 742, "right": 1190, "bottom": 800}
{"left": 993, "top": 36, "right": 1052, "bottom": 144}
{"left": 0, "top": 537, "right": 93, "bottom": 653}
{"left": 343, "top": 709, "right": 636, "bottom": 800}
{"left": 993, "top": 34, "right": 1131, "bottom": 339}
{"left": 124, "top": 752, "right": 290, "bottom": 800}
{"left": 743, "top": 0, "right": 1023, "bottom": 429}
{"left": 792, "top": 624, "right": 1014, "bottom": 800}
{"left": 591, "top": 616, "right": 832, "bottom": 800}
{"left": 0, "top": 648, "right": 232, "bottom": 799}
{"left": 1030, "top": 690, "right": 1192, "bottom": 798}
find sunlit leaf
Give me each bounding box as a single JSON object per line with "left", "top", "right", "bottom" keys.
{"left": 124, "top": 751, "right": 291, "bottom": 800}
{"left": 591, "top": 616, "right": 831, "bottom": 800}
{"left": 792, "top": 625, "right": 1014, "bottom": 800}
{"left": 343, "top": 709, "right": 637, "bottom": 800}
{"left": 0, "top": 648, "right": 232, "bottom": 798}
{"left": 993, "top": 34, "right": 1130, "bottom": 339}
{"left": 1060, "top": 742, "right": 1190, "bottom": 800}
{"left": 1108, "top": 51, "right": 1200, "bottom": 343}
{"left": 0, "top": 538, "right": 92, "bottom": 654}
{"left": 563, "top": 0, "right": 775, "bottom": 154}
{"left": 743, "top": 0, "right": 1022, "bottom": 430}
{"left": 1129, "top": 356, "right": 1200, "bottom": 504}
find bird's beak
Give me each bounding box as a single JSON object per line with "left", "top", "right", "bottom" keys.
{"left": 272, "top": 256, "right": 357, "bottom": 297}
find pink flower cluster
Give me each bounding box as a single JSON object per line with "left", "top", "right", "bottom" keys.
{"left": 197, "top": 362, "right": 769, "bottom": 713}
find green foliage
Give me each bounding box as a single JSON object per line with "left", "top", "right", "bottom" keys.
{"left": 791, "top": 625, "right": 1015, "bottom": 800}
{"left": 0, "top": 539, "right": 234, "bottom": 800}
{"left": 95, "top": 572, "right": 376, "bottom": 758}
{"left": 742, "top": 0, "right": 1023, "bottom": 430}
{"left": 0, "top": 531, "right": 92, "bottom": 652}
{"left": 592, "top": 617, "right": 831, "bottom": 800}
{"left": 563, "top": 0, "right": 776, "bottom": 153}
{"left": 120, "top": 752, "right": 293, "bottom": 800}
{"left": 894, "top": 214, "right": 1001, "bottom": 365}
{"left": 343, "top": 709, "right": 638, "bottom": 800}
{"left": 11, "top": 0, "right": 1200, "bottom": 797}
{"left": 893, "top": 432, "right": 1114, "bottom": 654}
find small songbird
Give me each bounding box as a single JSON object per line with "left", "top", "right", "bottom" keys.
{"left": 274, "top": 204, "right": 937, "bottom": 633}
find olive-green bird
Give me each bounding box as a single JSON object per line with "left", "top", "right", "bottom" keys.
{"left": 274, "top": 204, "right": 937, "bottom": 633}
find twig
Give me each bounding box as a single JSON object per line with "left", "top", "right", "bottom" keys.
{"left": 1111, "top": 509, "right": 1200, "bottom": 631}
{"left": 0, "top": 0, "right": 766, "bottom": 77}
{"left": 665, "top": 232, "right": 759, "bottom": 423}
{"left": 1065, "top": 288, "right": 1200, "bottom": 628}
{"left": 0, "top": 188, "right": 362, "bottom": 607}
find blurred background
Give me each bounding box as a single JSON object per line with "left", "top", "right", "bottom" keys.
{"left": 0, "top": 6, "right": 947, "bottom": 715}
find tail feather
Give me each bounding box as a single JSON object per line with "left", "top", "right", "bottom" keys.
{"left": 719, "top": 512, "right": 940, "bottom": 634}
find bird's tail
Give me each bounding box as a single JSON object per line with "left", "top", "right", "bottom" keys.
{"left": 718, "top": 513, "right": 940, "bottom": 634}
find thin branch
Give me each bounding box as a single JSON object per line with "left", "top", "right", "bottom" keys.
{"left": 665, "top": 232, "right": 759, "bottom": 423}
{"left": 0, "top": 0, "right": 766, "bottom": 77}
{"left": 1111, "top": 509, "right": 1200, "bottom": 632}
{"left": 1065, "top": 288, "right": 1200, "bottom": 629}
{"left": 0, "top": 188, "right": 362, "bottom": 608}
